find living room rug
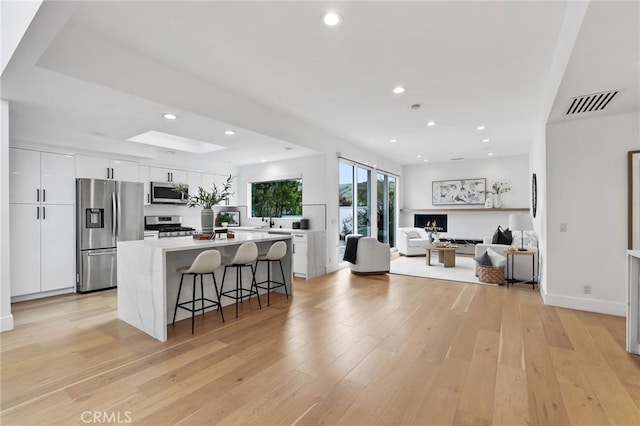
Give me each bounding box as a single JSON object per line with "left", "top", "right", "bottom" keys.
{"left": 390, "top": 255, "right": 496, "bottom": 286}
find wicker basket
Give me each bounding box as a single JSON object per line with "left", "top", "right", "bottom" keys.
{"left": 478, "top": 265, "right": 505, "bottom": 285}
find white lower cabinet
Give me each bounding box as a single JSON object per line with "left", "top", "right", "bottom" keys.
{"left": 10, "top": 204, "right": 75, "bottom": 297}
{"left": 292, "top": 233, "right": 308, "bottom": 276}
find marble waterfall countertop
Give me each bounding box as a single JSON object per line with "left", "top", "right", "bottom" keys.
{"left": 117, "top": 232, "right": 292, "bottom": 342}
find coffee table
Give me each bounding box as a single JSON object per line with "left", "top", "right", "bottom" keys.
{"left": 425, "top": 245, "right": 459, "bottom": 267}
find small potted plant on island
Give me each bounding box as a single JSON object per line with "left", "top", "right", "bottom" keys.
{"left": 173, "top": 175, "right": 234, "bottom": 235}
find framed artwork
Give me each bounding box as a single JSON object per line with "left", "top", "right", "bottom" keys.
{"left": 432, "top": 178, "right": 486, "bottom": 205}
{"left": 218, "top": 211, "right": 240, "bottom": 227}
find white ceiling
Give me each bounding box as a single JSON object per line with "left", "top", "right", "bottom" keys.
{"left": 2, "top": 1, "right": 638, "bottom": 171}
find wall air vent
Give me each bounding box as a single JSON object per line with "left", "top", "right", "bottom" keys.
{"left": 566, "top": 90, "right": 619, "bottom": 115}
{"left": 450, "top": 157, "right": 464, "bottom": 161}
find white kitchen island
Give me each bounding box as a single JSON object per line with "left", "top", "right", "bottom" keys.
{"left": 117, "top": 233, "right": 292, "bottom": 342}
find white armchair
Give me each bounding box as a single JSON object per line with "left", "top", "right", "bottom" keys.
{"left": 346, "top": 236, "right": 391, "bottom": 274}
{"left": 397, "top": 227, "right": 430, "bottom": 256}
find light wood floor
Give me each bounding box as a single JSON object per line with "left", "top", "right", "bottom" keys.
{"left": 2, "top": 269, "right": 639, "bottom": 425}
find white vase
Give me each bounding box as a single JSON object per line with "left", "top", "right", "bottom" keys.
{"left": 493, "top": 194, "right": 502, "bottom": 208}
{"left": 485, "top": 197, "right": 494, "bottom": 208}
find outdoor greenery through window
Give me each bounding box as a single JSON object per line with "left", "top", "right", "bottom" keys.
{"left": 250, "top": 178, "right": 303, "bottom": 217}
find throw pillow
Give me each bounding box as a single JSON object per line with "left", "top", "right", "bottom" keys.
{"left": 474, "top": 251, "right": 493, "bottom": 267}
{"left": 486, "top": 247, "right": 506, "bottom": 267}
{"left": 403, "top": 230, "right": 419, "bottom": 239}
{"left": 491, "top": 226, "right": 513, "bottom": 245}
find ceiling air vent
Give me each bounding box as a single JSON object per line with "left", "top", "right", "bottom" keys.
{"left": 450, "top": 157, "right": 464, "bottom": 161}
{"left": 566, "top": 90, "right": 618, "bottom": 115}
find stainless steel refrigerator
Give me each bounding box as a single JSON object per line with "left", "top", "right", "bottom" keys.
{"left": 76, "top": 178, "right": 143, "bottom": 293}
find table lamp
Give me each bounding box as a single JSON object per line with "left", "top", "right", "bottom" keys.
{"left": 509, "top": 213, "right": 533, "bottom": 251}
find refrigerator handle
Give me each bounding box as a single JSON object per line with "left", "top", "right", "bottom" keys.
{"left": 117, "top": 191, "right": 122, "bottom": 239}
{"left": 112, "top": 192, "right": 117, "bottom": 242}
{"left": 43, "top": 189, "right": 46, "bottom": 202}
{"left": 43, "top": 206, "right": 46, "bottom": 220}
{"left": 36, "top": 206, "right": 39, "bottom": 220}
{"left": 36, "top": 188, "right": 39, "bottom": 202}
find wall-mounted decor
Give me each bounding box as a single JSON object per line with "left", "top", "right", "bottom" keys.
{"left": 532, "top": 173, "right": 538, "bottom": 218}
{"left": 432, "top": 178, "right": 486, "bottom": 205}
{"left": 628, "top": 151, "right": 640, "bottom": 249}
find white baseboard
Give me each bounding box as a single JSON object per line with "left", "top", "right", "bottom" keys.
{"left": 540, "top": 288, "right": 625, "bottom": 317}
{"left": 0, "top": 314, "right": 14, "bottom": 332}
{"left": 11, "top": 287, "right": 74, "bottom": 303}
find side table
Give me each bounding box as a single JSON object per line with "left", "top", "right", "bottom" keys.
{"left": 502, "top": 248, "right": 537, "bottom": 289}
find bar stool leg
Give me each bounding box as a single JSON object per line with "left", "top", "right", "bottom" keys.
{"left": 211, "top": 272, "right": 224, "bottom": 322}
{"left": 251, "top": 264, "right": 262, "bottom": 309}
{"left": 172, "top": 274, "right": 185, "bottom": 326}
{"left": 191, "top": 274, "right": 197, "bottom": 334}
{"left": 278, "top": 259, "right": 289, "bottom": 299}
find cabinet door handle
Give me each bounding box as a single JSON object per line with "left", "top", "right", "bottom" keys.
{"left": 106, "top": 167, "right": 110, "bottom": 179}
{"left": 36, "top": 206, "right": 39, "bottom": 219}
{"left": 42, "top": 189, "right": 46, "bottom": 202}
{"left": 42, "top": 206, "right": 46, "bottom": 220}
{"left": 111, "top": 168, "right": 115, "bottom": 179}
{"left": 170, "top": 172, "right": 173, "bottom": 182}
{"left": 36, "top": 189, "right": 39, "bottom": 202}
{"left": 147, "top": 193, "right": 150, "bottom": 204}
{"left": 167, "top": 172, "right": 171, "bottom": 182}
{"left": 293, "top": 244, "right": 296, "bottom": 254}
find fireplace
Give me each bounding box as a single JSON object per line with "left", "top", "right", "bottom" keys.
{"left": 414, "top": 214, "right": 447, "bottom": 232}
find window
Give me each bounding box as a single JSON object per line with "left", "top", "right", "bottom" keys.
{"left": 250, "top": 178, "right": 302, "bottom": 217}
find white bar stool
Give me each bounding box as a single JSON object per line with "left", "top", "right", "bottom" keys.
{"left": 172, "top": 250, "right": 224, "bottom": 334}
{"left": 220, "top": 242, "right": 261, "bottom": 318}
{"left": 255, "top": 241, "right": 289, "bottom": 306}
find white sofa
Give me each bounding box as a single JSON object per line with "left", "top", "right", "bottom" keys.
{"left": 397, "top": 227, "right": 431, "bottom": 256}
{"left": 346, "top": 236, "right": 391, "bottom": 274}
{"left": 475, "top": 232, "right": 539, "bottom": 282}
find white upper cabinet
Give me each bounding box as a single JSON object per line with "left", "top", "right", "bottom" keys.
{"left": 139, "top": 165, "right": 151, "bottom": 205}
{"left": 10, "top": 148, "right": 74, "bottom": 205}
{"left": 9, "top": 148, "right": 41, "bottom": 204}
{"left": 75, "top": 154, "right": 138, "bottom": 181}
{"left": 40, "top": 152, "right": 75, "bottom": 204}
{"left": 109, "top": 159, "right": 139, "bottom": 182}
{"left": 149, "top": 167, "right": 187, "bottom": 184}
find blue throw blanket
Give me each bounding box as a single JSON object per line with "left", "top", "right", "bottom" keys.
{"left": 343, "top": 235, "right": 362, "bottom": 264}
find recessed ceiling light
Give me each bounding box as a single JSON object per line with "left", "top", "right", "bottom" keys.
{"left": 482, "top": 138, "right": 490, "bottom": 143}
{"left": 261, "top": 159, "right": 267, "bottom": 162}
{"left": 488, "top": 152, "right": 494, "bottom": 156}
{"left": 127, "top": 130, "right": 225, "bottom": 154}
{"left": 323, "top": 12, "right": 341, "bottom": 26}
{"left": 426, "top": 121, "right": 436, "bottom": 127}
{"left": 224, "top": 130, "right": 235, "bottom": 135}
{"left": 392, "top": 86, "right": 406, "bottom": 94}
{"left": 423, "top": 159, "right": 428, "bottom": 162}
{"left": 162, "top": 113, "right": 178, "bottom": 120}
{"left": 390, "top": 139, "right": 397, "bottom": 143}
{"left": 417, "top": 155, "right": 422, "bottom": 158}
{"left": 477, "top": 125, "right": 486, "bottom": 131}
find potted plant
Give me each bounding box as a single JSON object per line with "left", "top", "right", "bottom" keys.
{"left": 173, "top": 175, "right": 234, "bottom": 234}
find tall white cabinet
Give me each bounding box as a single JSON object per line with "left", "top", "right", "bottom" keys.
{"left": 9, "top": 148, "right": 75, "bottom": 297}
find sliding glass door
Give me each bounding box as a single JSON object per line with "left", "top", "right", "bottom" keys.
{"left": 377, "top": 173, "right": 396, "bottom": 247}
{"left": 339, "top": 160, "right": 397, "bottom": 262}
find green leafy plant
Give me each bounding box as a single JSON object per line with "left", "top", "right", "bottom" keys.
{"left": 173, "top": 175, "right": 234, "bottom": 208}
{"left": 218, "top": 212, "right": 233, "bottom": 223}
{"left": 491, "top": 181, "right": 511, "bottom": 195}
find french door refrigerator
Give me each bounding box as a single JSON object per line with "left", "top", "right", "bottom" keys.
{"left": 76, "top": 178, "right": 143, "bottom": 293}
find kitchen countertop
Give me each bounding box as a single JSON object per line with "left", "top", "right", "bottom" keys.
{"left": 120, "top": 231, "right": 289, "bottom": 252}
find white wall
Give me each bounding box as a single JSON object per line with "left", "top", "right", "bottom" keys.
{"left": 401, "top": 155, "right": 530, "bottom": 239}
{"left": 1, "top": 0, "right": 42, "bottom": 74}
{"left": 545, "top": 111, "right": 640, "bottom": 315}
{"left": 0, "top": 100, "right": 14, "bottom": 331}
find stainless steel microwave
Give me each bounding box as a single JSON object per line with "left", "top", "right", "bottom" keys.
{"left": 150, "top": 182, "right": 188, "bottom": 204}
